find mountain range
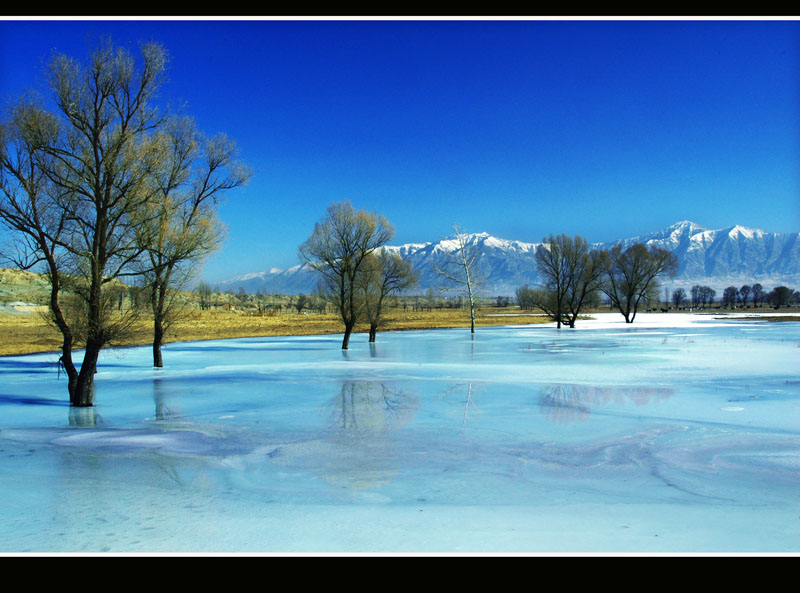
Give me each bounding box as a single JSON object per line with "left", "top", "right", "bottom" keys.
{"left": 216, "top": 221, "right": 800, "bottom": 296}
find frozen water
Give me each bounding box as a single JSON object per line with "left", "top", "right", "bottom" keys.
{"left": 0, "top": 313, "right": 798, "bottom": 554}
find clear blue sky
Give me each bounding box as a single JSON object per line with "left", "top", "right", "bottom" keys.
{"left": 1, "top": 18, "right": 798, "bottom": 282}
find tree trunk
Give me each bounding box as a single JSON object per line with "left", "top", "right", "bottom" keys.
{"left": 153, "top": 315, "right": 164, "bottom": 368}
{"left": 61, "top": 343, "right": 79, "bottom": 404}
{"left": 52, "top": 301, "right": 78, "bottom": 400}
{"left": 46, "top": 266, "right": 81, "bottom": 404}
{"left": 342, "top": 322, "right": 355, "bottom": 350}
{"left": 151, "top": 277, "right": 169, "bottom": 368}
{"left": 621, "top": 301, "right": 633, "bottom": 323}
{"left": 72, "top": 269, "right": 103, "bottom": 407}
{"left": 71, "top": 339, "right": 101, "bottom": 407}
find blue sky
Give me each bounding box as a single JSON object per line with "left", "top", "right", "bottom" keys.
{"left": 1, "top": 18, "right": 798, "bottom": 283}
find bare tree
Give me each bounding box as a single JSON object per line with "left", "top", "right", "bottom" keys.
{"left": 739, "top": 284, "right": 751, "bottom": 308}
{"left": 357, "top": 249, "right": 416, "bottom": 342}
{"left": 768, "top": 285, "right": 794, "bottom": 309}
{"left": 690, "top": 284, "right": 701, "bottom": 309}
{"left": 434, "top": 225, "right": 485, "bottom": 333}
{"left": 195, "top": 281, "right": 213, "bottom": 310}
{"left": 601, "top": 242, "right": 678, "bottom": 323}
{"left": 0, "top": 39, "right": 170, "bottom": 407}
{"left": 531, "top": 234, "right": 605, "bottom": 328}
{"left": 671, "top": 287, "right": 687, "bottom": 310}
{"left": 299, "top": 201, "right": 394, "bottom": 349}
{"left": 703, "top": 286, "right": 716, "bottom": 308}
{"left": 0, "top": 98, "right": 108, "bottom": 406}
{"left": 294, "top": 293, "right": 309, "bottom": 314}
{"left": 137, "top": 116, "right": 249, "bottom": 367}
{"left": 722, "top": 286, "right": 739, "bottom": 309}
{"left": 751, "top": 283, "right": 764, "bottom": 308}
{"left": 515, "top": 284, "right": 536, "bottom": 310}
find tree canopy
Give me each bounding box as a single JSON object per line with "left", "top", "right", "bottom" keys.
{"left": 298, "top": 201, "right": 394, "bottom": 349}
{"left": 531, "top": 234, "right": 605, "bottom": 328}
{"left": 601, "top": 242, "right": 678, "bottom": 323}
{"left": 0, "top": 38, "right": 245, "bottom": 405}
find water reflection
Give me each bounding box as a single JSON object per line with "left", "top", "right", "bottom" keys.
{"left": 439, "top": 383, "right": 482, "bottom": 433}
{"left": 330, "top": 381, "right": 419, "bottom": 434}
{"left": 268, "top": 381, "right": 420, "bottom": 494}
{"left": 68, "top": 406, "right": 102, "bottom": 427}
{"left": 152, "top": 376, "right": 181, "bottom": 421}
{"left": 539, "top": 384, "right": 675, "bottom": 424}
{"left": 45, "top": 438, "right": 217, "bottom": 552}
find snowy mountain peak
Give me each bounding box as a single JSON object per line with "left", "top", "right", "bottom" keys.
{"left": 218, "top": 221, "right": 800, "bottom": 295}
{"left": 726, "top": 224, "right": 763, "bottom": 240}
{"left": 669, "top": 220, "right": 704, "bottom": 232}
{"left": 434, "top": 232, "right": 538, "bottom": 252}
{"left": 632, "top": 220, "right": 706, "bottom": 243}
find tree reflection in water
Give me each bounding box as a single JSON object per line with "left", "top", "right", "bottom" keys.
{"left": 331, "top": 381, "right": 418, "bottom": 434}
{"left": 539, "top": 384, "right": 674, "bottom": 424}
{"left": 297, "top": 381, "right": 421, "bottom": 493}
{"left": 68, "top": 406, "right": 102, "bottom": 427}
{"left": 152, "top": 376, "right": 182, "bottom": 421}
{"left": 439, "top": 383, "right": 482, "bottom": 433}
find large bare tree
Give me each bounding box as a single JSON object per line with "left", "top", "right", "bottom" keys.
{"left": 299, "top": 201, "right": 394, "bottom": 349}
{"left": 601, "top": 242, "right": 678, "bottom": 323}
{"left": 357, "top": 249, "right": 416, "bottom": 343}
{"left": 531, "top": 233, "right": 605, "bottom": 328}
{"left": 0, "top": 97, "right": 85, "bottom": 401}
{"left": 137, "top": 116, "right": 249, "bottom": 367}
{"left": 0, "top": 39, "right": 172, "bottom": 406}
{"left": 434, "top": 225, "right": 485, "bottom": 333}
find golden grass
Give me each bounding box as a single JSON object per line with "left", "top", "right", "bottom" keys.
{"left": 3, "top": 267, "right": 792, "bottom": 357}
{"left": 0, "top": 306, "right": 552, "bottom": 357}
{"left": 0, "top": 307, "right": 64, "bottom": 356}
{"left": 0, "top": 266, "right": 554, "bottom": 356}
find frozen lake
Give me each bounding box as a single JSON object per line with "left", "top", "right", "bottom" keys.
{"left": 0, "top": 312, "right": 798, "bottom": 554}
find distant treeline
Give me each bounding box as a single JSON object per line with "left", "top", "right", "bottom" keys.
{"left": 517, "top": 281, "right": 799, "bottom": 312}
{"left": 191, "top": 282, "right": 508, "bottom": 314}
{"left": 192, "top": 280, "right": 799, "bottom": 314}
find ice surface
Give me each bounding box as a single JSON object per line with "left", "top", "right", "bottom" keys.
{"left": 0, "top": 312, "right": 798, "bottom": 554}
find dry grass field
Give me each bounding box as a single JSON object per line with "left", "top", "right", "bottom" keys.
{"left": 0, "top": 267, "right": 552, "bottom": 355}
{"left": 0, "top": 305, "right": 552, "bottom": 357}
{"left": 2, "top": 267, "right": 795, "bottom": 357}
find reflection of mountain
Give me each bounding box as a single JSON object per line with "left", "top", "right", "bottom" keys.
{"left": 539, "top": 384, "right": 675, "bottom": 425}
{"left": 219, "top": 221, "right": 800, "bottom": 295}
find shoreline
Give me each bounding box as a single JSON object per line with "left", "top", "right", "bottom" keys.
{"left": 0, "top": 308, "right": 550, "bottom": 358}
{"left": 3, "top": 310, "right": 797, "bottom": 359}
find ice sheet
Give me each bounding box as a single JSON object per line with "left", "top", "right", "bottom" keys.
{"left": 0, "top": 312, "right": 798, "bottom": 554}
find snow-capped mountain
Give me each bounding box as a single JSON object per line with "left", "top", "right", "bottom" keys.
{"left": 217, "top": 263, "right": 318, "bottom": 295}
{"left": 381, "top": 232, "right": 542, "bottom": 296}
{"left": 216, "top": 221, "right": 800, "bottom": 296}
{"left": 614, "top": 221, "right": 800, "bottom": 286}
